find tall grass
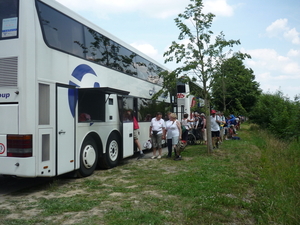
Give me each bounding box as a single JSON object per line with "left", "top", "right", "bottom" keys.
{"left": 249, "top": 124, "right": 300, "bottom": 224}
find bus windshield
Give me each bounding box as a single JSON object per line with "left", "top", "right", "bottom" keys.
{"left": 0, "top": 0, "right": 19, "bottom": 40}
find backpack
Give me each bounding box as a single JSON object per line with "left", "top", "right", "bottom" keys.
{"left": 181, "top": 125, "right": 186, "bottom": 133}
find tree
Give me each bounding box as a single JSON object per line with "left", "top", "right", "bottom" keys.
{"left": 250, "top": 91, "right": 300, "bottom": 140}
{"left": 211, "top": 55, "right": 261, "bottom": 115}
{"left": 162, "top": 0, "right": 242, "bottom": 153}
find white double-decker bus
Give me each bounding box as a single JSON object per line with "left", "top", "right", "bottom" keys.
{"left": 0, "top": 0, "right": 170, "bottom": 177}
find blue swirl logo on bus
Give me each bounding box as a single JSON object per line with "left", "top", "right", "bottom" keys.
{"left": 68, "top": 64, "right": 100, "bottom": 117}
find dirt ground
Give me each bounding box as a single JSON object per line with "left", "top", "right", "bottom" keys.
{"left": 0, "top": 147, "right": 173, "bottom": 224}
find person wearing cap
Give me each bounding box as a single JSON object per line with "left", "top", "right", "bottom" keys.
{"left": 210, "top": 109, "right": 222, "bottom": 149}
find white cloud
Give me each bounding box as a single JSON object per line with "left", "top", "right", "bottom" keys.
{"left": 266, "top": 18, "right": 300, "bottom": 45}
{"left": 246, "top": 48, "right": 299, "bottom": 75}
{"left": 284, "top": 28, "right": 300, "bottom": 45}
{"left": 242, "top": 48, "right": 300, "bottom": 97}
{"left": 203, "top": 0, "right": 234, "bottom": 17}
{"left": 282, "top": 62, "right": 300, "bottom": 74}
{"left": 287, "top": 49, "right": 300, "bottom": 57}
{"left": 130, "top": 42, "right": 159, "bottom": 59}
{"left": 266, "top": 18, "right": 288, "bottom": 37}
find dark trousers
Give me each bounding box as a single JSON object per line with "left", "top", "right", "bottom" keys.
{"left": 182, "top": 130, "right": 188, "bottom": 141}
{"left": 167, "top": 139, "right": 173, "bottom": 157}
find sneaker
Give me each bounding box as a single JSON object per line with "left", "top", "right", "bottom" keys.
{"left": 151, "top": 156, "right": 156, "bottom": 159}
{"left": 157, "top": 155, "right": 161, "bottom": 159}
{"left": 174, "top": 156, "right": 182, "bottom": 161}
{"left": 137, "top": 154, "right": 145, "bottom": 160}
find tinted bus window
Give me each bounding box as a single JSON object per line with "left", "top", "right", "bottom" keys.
{"left": 84, "top": 27, "right": 106, "bottom": 65}
{"left": 117, "top": 45, "right": 137, "bottom": 76}
{"left": 36, "top": 0, "right": 165, "bottom": 85}
{"left": 136, "top": 55, "right": 150, "bottom": 80}
{"left": 0, "top": 0, "right": 19, "bottom": 40}
{"left": 37, "top": 1, "right": 85, "bottom": 58}
{"left": 136, "top": 56, "right": 163, "bottom": 84}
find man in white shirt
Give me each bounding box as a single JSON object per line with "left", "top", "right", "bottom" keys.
{"left": 149, "top": 112, "right": 166, "bottom": 159}
{"left": 210, "top": 110, "right": 222, "bottom": 149}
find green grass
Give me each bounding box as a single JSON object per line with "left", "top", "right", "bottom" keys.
{"left": 249, "top": 126, "right": 300, "bottom": 224}
{"left": 1, "top": 123, "right": 299, "bottom": 224}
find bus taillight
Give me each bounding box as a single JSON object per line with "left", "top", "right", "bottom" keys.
{"left": 7, "top": 135, "right": 33, "bottom": 157}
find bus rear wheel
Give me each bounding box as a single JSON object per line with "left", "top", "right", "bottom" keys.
{"left": 98, "top": 133, "right": 120, "bottom": 169}
{"left": 77, "top": 138, "right": 98, "bottom": 177}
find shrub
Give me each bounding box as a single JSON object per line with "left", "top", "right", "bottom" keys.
{"left": 250, "top": 91, "right": 300, "bottom": 140}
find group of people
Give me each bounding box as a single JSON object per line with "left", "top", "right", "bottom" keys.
{"left": 149, "top": 112, "right": 184, "bottom": 160}
{"left": 180, "top": 110, "right": 242, "bottom": 149}
{"left": 134, "top": 112, "right": 184, "bottom": 160}
{"left": 133, "top": 110, "right": 242, "bottom": 160}
{"left": 209, "top": 110, "right": 241, "bottom": 147}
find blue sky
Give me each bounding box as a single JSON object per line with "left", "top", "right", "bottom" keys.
{"left": 56, "top": 0, "right": 300, "bottom": 99}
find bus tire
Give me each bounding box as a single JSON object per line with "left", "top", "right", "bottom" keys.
{"left": 77, "top": 137, "right": 98, "bottom": 177}
{"left": 99, "top": 133, "right": 120, "bottom": 169}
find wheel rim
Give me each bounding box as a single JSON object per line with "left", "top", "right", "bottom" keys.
{"left": 82, "top": 144, "right": 96, "bottom": 168}
{"left": 108, "top": 140, "right": 118, "bottom": 161}
{"left": 188, "top": 134, "right": 196, "bottom": 145}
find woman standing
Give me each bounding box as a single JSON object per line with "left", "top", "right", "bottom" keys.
{"left": 200, "top": 113, "right": 207, "bottom": 145}
{"left": 181, "top": 113, "right": 190, "bottom": 141}
{"left": 165, "top": 113, "right": 182, "bottom": 158}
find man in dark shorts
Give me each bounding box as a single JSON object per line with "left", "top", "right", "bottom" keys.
{"left": 210, "top": 110, "right": 222, "bottom": 149}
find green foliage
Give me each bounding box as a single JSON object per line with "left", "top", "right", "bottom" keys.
{"left": 162, "top": 0, "right": 244, "bottom": 152}
{"left": 250, "top": 91, "right": 300, "bottom": 140}
{"left": 162, "top": 0, "right": 242, "bottom": 98}
{"left": 212, "top": 55, "right": 261, "bottom": 114}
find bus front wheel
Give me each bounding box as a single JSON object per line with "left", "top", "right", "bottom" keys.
{"left": 77, "top": 138, "right": 98, "bottom": 177}
{"left": 98, "top": 133, "right": 120, "bottom": 169}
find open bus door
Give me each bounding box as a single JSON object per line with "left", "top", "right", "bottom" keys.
{"left": 118, "top": 96, "right": 134, "bottom": 158}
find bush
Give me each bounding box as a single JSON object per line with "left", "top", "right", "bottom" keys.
{"left": 249, "top": 91, "right": 300, "bottom": 140}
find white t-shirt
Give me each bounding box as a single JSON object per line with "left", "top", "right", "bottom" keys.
{"left": 166, "top": 120, "right": 180, "bottom": 139}
{"left": 181, "top": 118, "right": 190, "bottom": 130}
{"left": 210, "top": 115, "right": 220, "bottom": 132}
{"left": 150, "top": 117, "right": 166, "bottom": 134}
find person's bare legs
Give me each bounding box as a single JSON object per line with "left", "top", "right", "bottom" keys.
{"left": 158, "top": 148, "right": 162, "bottom": 156}
{"left": 152, "top": 148, "right": 156, "bottom": 157}
{"left": 212, "top": 137, "right": 216, "bottom": 148}
{"left": 134, "top": 139, "right": 142, "bottom": 153}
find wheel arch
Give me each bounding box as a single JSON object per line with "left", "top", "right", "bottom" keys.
{"left": 97, "top": 129, "right": 122, "bottom": 169}
{"left": 82, "top": 131, "right": 103, "bottom": 157}
{"left": 107, "top": 130, "right": 123, "bottom": 158}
